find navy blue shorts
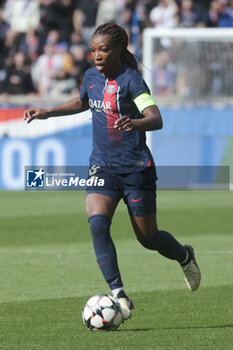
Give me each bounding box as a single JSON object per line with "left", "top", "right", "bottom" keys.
{"left": 86, "top": 166, "right": 157, "bottom": 217}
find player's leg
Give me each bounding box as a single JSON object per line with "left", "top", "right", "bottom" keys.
{"left": 123, "top": 166, "right": 188, "bottom": 262}
{"left": 86, "top": 192, "right": 122, "bottom": 291}
{"left": 129, "top": 211, "right": 201, "bottom": 291}
{"left": 129, "top": 211, "right": 188, "bottom": 262}
{"left": 86, "top": 192, "right": 134, "bottom": 319}
{"left": 123, "top": 166, "right": 201, "bottom": 291}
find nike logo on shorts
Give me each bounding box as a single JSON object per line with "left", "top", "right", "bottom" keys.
{"left": 131, "top": 198, "right": 143, "bottom": 203}
{"left": 89, "top": 85, "right": 96, "bottom": 89}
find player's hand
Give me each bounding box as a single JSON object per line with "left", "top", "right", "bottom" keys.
{"left": 23, "top": 108, "right": 49, "bottom": 124}
{"left": 114, "top": 115, "right": 134, "bottom": 132}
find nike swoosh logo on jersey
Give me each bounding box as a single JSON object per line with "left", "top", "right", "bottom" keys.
{"left": 131, "top": 198, "right": 143, "bottom": 203}
{"left": 89, "top": 85, "right": 96, "bottom": 89}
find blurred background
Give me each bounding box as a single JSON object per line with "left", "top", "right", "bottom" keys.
{"left": 0, "top": 0, "right": 232, "bottom": 189}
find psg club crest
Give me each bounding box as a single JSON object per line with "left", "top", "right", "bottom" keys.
{"left": 107, "top": 85, "right": 115, "bottom": 94}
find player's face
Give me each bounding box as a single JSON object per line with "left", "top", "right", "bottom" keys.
{"left": 90, "top": 34, "right": 122, "bottom": 77}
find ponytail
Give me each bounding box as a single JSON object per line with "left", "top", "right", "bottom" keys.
{"left": 93, "top": 23, "right": 138, "bottom": 71}
{"left": 121, "top": 48, "right": 138, "bottom": 70}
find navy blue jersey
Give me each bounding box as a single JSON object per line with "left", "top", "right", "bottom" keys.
{"left": 80, "top": 64, "right": 154, "bottom": 173}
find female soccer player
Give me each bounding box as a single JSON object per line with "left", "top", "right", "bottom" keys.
{"left": 24, "top": 23, "right": 201, "bottom": 321}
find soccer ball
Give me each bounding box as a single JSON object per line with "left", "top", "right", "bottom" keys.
{"left": 82, "top": 294, "right": 123, "bottom": 331}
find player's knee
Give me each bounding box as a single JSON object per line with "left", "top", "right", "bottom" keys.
{"left": 88, "top": 214, "right": 111, "bottom": 239}
{"left": 137, "top": 234, "right": 158, "bottom": 251}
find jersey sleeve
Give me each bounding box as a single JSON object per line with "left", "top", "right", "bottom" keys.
{"left": 80, "top": 71, "right": 89, "bottom": 102}
{"left": 129, "top": 70, "right": 156, "bottom": 113}
{"left": 128, "top": 70, "right": 150, "bottom": 100}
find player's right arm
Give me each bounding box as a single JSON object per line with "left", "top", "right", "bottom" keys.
{"left": 23, "top": 96, "right": 89, "bottom": 124}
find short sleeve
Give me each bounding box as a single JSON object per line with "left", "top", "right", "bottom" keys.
{"left": 80, "top": 71, "right": 89, "bottom": 102}
{"left": 128, "top": 70, "right": 150, "bottom": 101}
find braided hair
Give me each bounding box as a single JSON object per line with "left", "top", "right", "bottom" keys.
{"left": 92, "top": 23, "right": 138, "bottom": 71}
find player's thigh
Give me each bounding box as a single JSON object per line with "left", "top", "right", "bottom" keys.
{"left": 86, "top": 193, "right": 118, "bottom": 220}
{"left": 86, "top": 166, "right": 121, "bottom": 219}
{"left": 124, "top": 184, "right": 157, "bottom": 239}
{"left": 129, "top": 211, "right": 158, "bottom": 240}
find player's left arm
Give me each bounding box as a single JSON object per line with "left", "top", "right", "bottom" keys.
{"left": 114, "top": 93, "right": 163, "bottom": 132}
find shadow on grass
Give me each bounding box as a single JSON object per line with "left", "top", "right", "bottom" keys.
{"left": 165, "top": 324, "right": 233, "bottom": 330}
{"left": 118, "top": 328, "right": 154, "bottom": 332}
{"left": 120, "top": 324, "right": 233, "bottom": 332}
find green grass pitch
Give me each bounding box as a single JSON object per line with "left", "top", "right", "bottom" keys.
{"left": 0, "top": 190, "right": 233, "bottom": 350}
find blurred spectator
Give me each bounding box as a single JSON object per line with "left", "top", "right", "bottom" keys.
{"left": 0, "top": 7, "right": 8, "bottom": 48}
{"left": 149, "top": 0, "right": 179, "bottom": 28}
{"left": 218, "top": 0, "right": 233, "bottom": 27}
{"left": 38, "top": 0, "right": 60, "bottom": 50}
{"left": 203, "top": 0, "right": 222, "bottom": 26}
{"left": 114, "top": 0, "right": 128, "bottom": 10}
{"left": 0, "top": 8, "right": 7, "bottom": 92}
{"left": 56, "top": 0, "right": 75, "bottom": 42}
{"left": 24, "top": 28, "right": 39, "bottom": 62}
{"left": 180, "top": 0, "right": 199, "bottom": 27}
{"left": 2, "top": 0, "right": 40, "bottom": 33}
{"left": 0, "top": 6, "right": 8, "bottom": 90}
{"left": 56, "top": 42, "right": 74, "bottom": 74}
{"left": 153, "top": 50, "right": 176, "bottom": 95}
{"left": 32, "top": 43, "right": 64, "bottom": 95}
{"left": 202, "top": 0, "right": 233, "bottom": 27}
{"left": 96, "top": 0, "right": 119, "bottom": 27}
{"left": 0, "top": 0, "right": 233, "bottom": 97}
{"left": 73, "top": 0, "right": 99, "bottom": 44}
{"left": 70, "top": 45, "right": 91, "bottom": 90}
{"left": 49, "top": 67, "right": 76, "bottom": 96}
{"left": 2, "top": 51, "right": 35, "bottom": 94}
{"left": 46, "top": 29, "right": 60, "bottom": 45}
{"left": 1, "top": 30, "right": 21, "bottom": 65}
{"left": 70, "top": 31, "right": 88, "bottom": 52}
{"left": 192, "top": 0, "right": 212, "bottom": 22}
{"left": 32, "top": 38, "right": 75, "bottom": 95}
{"left": 117, "top": 1, "right": 134, "bottom": 31}
{"left": 228, "top": 0, "right": 233, "bottom": 22}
